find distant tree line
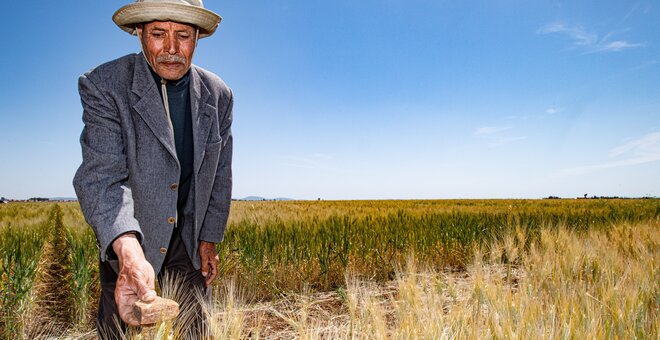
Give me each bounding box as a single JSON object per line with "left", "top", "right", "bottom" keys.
{"left": 545, "top": 195, "right": 657, "bottom": 200}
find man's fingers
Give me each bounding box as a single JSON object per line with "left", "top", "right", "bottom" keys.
{"left": 114, "top": 257, "right": 157, "bottom": 324}
{"left": 200, "top": 241, "right": 219, "bottom": 286}
{"left": 129, "top": 267, "right": 156, "bottom": 302}
{"left": 200, "top": 256, "right": 210, "bottom": 277}
{"left": 204, "top": 254, "right": 219, "bottom": 286}
{"left": 116, "top": 287, "right": 140, "bottom": 326}
{"left": 116, "top": 285, "right": 156, "bottom": 326}
{"left": 120, "top": 306, "right": 141, "bottom": 326}
{"left": 204, "top": 267, "right": 214, "bottom": 286}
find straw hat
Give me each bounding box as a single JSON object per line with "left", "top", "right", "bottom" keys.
{"left": 113, "top": 0, "right": 221, "bottom": 38}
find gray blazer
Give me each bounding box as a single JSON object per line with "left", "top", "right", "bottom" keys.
{"left": 73, "top": 53, "right": 233, "bottom": 273}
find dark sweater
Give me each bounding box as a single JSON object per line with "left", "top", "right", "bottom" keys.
{"left": 150, "top": 68, "right": 194, "bottom": 214}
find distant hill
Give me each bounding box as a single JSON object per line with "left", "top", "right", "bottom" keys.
{"left": 50, "top": 197, "right": 78, "bottom": 201}
{"left": 241, "top": 196, "right": 267, "bottom": 201}
{"left": 239, "top": 196, "right": 294, "bottom": 201}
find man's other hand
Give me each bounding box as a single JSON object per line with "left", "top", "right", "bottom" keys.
{"left": 199, "top": 241, "right": 219, "bottom": 287}
{"left": 112, "top": 233, "right": 157, "bottom": 326}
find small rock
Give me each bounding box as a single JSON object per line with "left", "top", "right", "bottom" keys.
{"left": 133, "top": 296, "right": 180, "bottom": 325}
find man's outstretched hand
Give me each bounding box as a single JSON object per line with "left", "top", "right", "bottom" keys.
{"left": 112, "top": 233, "right": 157, "bottom": 326}
{"left": 199, "top": 240, "right": 219, "bottom": 287}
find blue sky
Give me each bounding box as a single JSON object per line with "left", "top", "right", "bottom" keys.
{"left": 1, "top": 1, "right": 659, "bottom": 200}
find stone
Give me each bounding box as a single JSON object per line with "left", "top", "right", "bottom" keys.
{"left": 132, "top": 296, "right": 180, "bottom": 325}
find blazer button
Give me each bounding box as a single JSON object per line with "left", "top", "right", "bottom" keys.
{"left": 160, "top": 247, "right": 167, "bottom": 254}
{"left": 167, "top": 217, "right": 176, "bottom": 224}
{"left": 170, "top": 183, "right": 178, "bottom": 191}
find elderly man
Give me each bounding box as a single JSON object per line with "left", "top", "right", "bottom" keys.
{"left": 73, "top": 0, "right": 232, "bottom": 336}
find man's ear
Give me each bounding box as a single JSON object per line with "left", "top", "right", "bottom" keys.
{"left": 136, "top": 24, "right": 146, "bottom": 50}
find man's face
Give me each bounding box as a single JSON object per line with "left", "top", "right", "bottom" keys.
{"left": 137, "top": 21, "right": 197, "bottom": 81}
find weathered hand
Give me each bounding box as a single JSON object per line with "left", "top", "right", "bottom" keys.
{"left": 199, "top": 241, "right": 219, "bottom": 287}
{"left": 112, "top": 233, "right": 157, "bottom": 326}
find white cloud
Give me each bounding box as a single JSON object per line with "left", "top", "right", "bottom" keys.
{"left": 538, "top": 21, "right": 643, "bottom": 53}
{"left": 473, "top": 126, "right": 512, "bottom": 136}
{"left": 609, "top": 132, "right": 660, "bottom": 157}
{"left": 546, "top": 107, "right": 560, "bottom": 115}
{"left": 537, "top": 22, "right": 597, "bottom": 46}
{"left": 595, "top": 40, "right": 645, "bottom": 52}
{"left": 557, "top": 155, "right": 660, "bottom": 177}
{"left": 473, "top": 126, "right": 525, "bottom": 147}
{"left": 558, "top": 132, "right": 660, "bottom": 176}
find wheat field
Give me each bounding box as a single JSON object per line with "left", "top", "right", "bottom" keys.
{"left": 0, "top": 199, "right": 658, "bottom": 338}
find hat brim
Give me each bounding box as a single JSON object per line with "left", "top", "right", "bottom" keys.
{"left": 113, "top": 2, "right": 221, "bottom": 38}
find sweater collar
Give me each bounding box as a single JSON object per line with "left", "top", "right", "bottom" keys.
{"left": 148, "top": 65, "right": 191, "bottom": 90}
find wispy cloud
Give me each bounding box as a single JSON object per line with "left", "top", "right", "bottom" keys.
{"left": 617, "top": 3, "right": 641, "bottom": 26}
{"left": 537, "top": 21, "right": 644, "bottom": 53}
{"left": 609, "top": 132, "right": 660, "bottom": 158}
{"left": 557, "top": 132, "right": 660, "bottom": 176}
{"left": 594, "top": 40, "right": 645, "bottom": 53}
{"left": 538, "top": 22, "right": 597, "bottom": 46}
{"left": 503, "top": 107, "right": 562, "bottom": 121}
{"left": 473, "top": 126, "right": 512, "bottom": 136}
{"left": 546, "top": 107, "right": 563, "bottom": 115}
{"left": 473, "top": 126, "right": 525, "bottom": 146}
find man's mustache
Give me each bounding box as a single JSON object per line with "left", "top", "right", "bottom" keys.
{"left": 156, "top": 55, "right": 186, "bottom": 64}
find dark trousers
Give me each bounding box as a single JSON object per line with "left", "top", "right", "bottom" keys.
{"left": 97, "top": 227, "right": 208, "bottom": 339}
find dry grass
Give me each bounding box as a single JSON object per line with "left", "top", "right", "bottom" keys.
{"left": 174, "top": 220, "right": 658, "bottom": 339}
{"left": 2, "top": 201, "right": 657, "bottom": 339}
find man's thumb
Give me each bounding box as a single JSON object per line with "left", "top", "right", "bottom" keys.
{"left": 137, "top": 283, "right": 157, "bottom": 302}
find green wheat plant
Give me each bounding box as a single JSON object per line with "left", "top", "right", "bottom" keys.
{"left": 0, "top": 198, "right": 658, "bottom": 338}
{"left": 0, "top": 213, "right": 48, "bottom": 337}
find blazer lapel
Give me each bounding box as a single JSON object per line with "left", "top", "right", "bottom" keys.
{"left": 131, "top": 54, "right": 178, "bottom": 162}
{"left": 190, "top": 66, "right": 215, "bottom": 175}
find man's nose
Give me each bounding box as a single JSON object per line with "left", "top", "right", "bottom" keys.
{"left": 164, "top": 34, "right": 178, "bottom": 54}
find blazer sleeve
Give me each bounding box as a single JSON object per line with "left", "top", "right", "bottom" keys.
{"left": 73, "top": 73, "right": 143, "bottom": 261}
{"left": 199, "top": 89, "right": 233, "bottom": 243}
